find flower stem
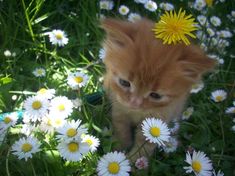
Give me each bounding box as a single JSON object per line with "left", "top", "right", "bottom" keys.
{"left": 30, "top": 160, "right": 37, "bottom": 176}
{"left": 6, "top": 149, "right": 10, "bottom": 176}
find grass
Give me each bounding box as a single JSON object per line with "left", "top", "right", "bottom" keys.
{"left": 0, "top": 0, "right": 235, "bottom": 175}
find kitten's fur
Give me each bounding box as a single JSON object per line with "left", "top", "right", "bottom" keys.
{"left": 101, "top": 18, "right": 215, "bottom": 161}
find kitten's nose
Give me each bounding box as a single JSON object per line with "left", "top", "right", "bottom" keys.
{"left": 129, "top": 96, "right": 143, "bottom": 108}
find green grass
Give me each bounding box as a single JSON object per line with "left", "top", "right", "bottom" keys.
{"left": 0, "top": 0, "right": 235, "bottom": 175}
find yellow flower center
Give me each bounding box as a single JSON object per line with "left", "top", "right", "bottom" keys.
{"left": 183, "top": 111, "right": 190, "bottom": 116}
{"left": 32, "top": 101, "right": 42, "bottom": 110}
{"left": 147, "top": 4, "right": 153, "bottom": 9}
{"left": 121, "top": 8, "right": 126, "bottom": 13}
{"left": 86, "top": 139, "right": 93, "bottom": 146}
{"left": 192, "top": 84, "right": 199, "bottom": 89}
{"left": 21, "top": 143, "right": 33, "bottom": 152}
{"left": 55, "top": 33, "right": 63, "bottom": 40}
{"left": 4, "top": 117, "right": 12, "bottom": 124}
{"left": 150, "top": 127, "right": 160, "bottom": 137}
{"left": 37, "top": 69, "right": 43, "bottom": 75}
{"left": 38, "top": 88, "right": 47, "bottom": 94}
{"left": 68, "top": 142, "right": 79, "bottom": 152}
{"left": 108, "top": 162, "right": 120, "bottom": 174}
{"left": 66, "top": 128, "right": 77, "bottom": 137}
{"left": 55, "top": 119, "right": 62, "bottom": 126}
{"left": 101, "top": 4, "right": 108, "bottom": 9}
{"left": 215, "top": 96, "right": 223, "bottom": 102}
{"left": 58, "top": 104, "right": 65, "bottom": 111}
{"left": 74, "top": 76, "right": 83, "bottom": 84}
{"left": 192, "top": 161, "right": 202, "bottom": 173}
{"left": 47, "top": 119, "right": 52, "bottom": 126}
{"left": 205, "top": 0, "right": 213, "bottom": 6}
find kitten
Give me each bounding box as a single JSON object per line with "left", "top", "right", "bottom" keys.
{"left": 101, "top": 18, "right": 215, "bottom": 161}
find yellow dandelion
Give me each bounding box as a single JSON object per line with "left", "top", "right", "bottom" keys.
{"left": 152, "top": 9, "right": 198, "bottom": 45}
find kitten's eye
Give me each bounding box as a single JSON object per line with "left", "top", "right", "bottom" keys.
{"left": 149, "top": 92, "right": 162, "bottom": 100}
{"left": 119, "top": 78, "right": 131, "bottom": 88}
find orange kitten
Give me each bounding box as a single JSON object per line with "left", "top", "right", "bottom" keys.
{"left": 101, "top": 18, "right": 215, "bottom": 161}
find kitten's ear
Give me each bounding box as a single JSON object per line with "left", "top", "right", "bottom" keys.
{"left": 101, "top": 18, "right": 135, "bottom": 47}
{"left": 179, "top": 46, "right": 216, "bottom": 81}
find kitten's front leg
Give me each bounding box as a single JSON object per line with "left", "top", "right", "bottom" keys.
{"left": 128, "top": 126, "right": 156, "bottom": 163}
{"left": 112, "top": 109, "right": 132, "bottom": 150}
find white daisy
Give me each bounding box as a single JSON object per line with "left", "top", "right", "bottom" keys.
{"left": 20, "top": 123, "right": 37, "bottom": 136}
{"left": 217, "top": 30, "right": 233, "bottom": 38}
{"left": 97, "top": 151, "right": 131, "bottom": 176}
{"left": 49, "top": 29, "right": 68, "bottom": 47}
{"left": 82, "top": 134, "right": 100, "bottom": 152}
{"left": 128, "top": 13, "right": 141, "bottom": 22}
{"left": 0, "top": 112, "right": 18, "bottom": 129}
{"left": 210, "top": 16, "right": 221, "bottom": 27}
{"left": 218, "top": 39, "right": 230, "bottom": 48}
{"left": 197, "top": 15, "right": 207, "bottom": 26}
{"left": 71, "top": 98, "right": 82, "bottom": 110}
{"left": 211, "top": 38, "right": 218, "bottom": 46}
{"left": 99, "top": 48, "right": 106, "bottom": 61}
{"left": 207, "top": 28, "right": 215, "bottom": 37}
{"left": 39, "top": 115, "right": 55, "bottom": 134}
{"left": 162, "top": 137, "right": 178, "bottom": 153}
{"left": 135, "top": 156, "right": 148, "bottom": 170}
{"left": 169, "top": 120, "right": 180, "bottom": 134}
{"left": 118, "top": 5, "right": 129, "bottom": 15}
{"left": 182, "top": 107, "right": 194, "bottom": 120}
{"left": 142, "top": 117, "right": 170, "bottom": 146}
{"left": 231, "top": 11, "right": 235, "bottom": 18}
{"left": 213, "top": 170, "right": 224, "bottom": 176}
{"left": 211, "top": 90, "right": 227, "bottom": 102}
{"left": 36, "top": 88, "right": 55, "bottom": 99}
{"left": 12, "top": 136, "right": 41, "bottom": 161}
{"left": 23, "top": 96, "right": 49, "bottom": 122}
{"left": 67, "top": 71, "right": 89, "bottom": 90}
{"left": 57, "top": 137, "right": 89, "bottom": 162}
{"left": 193, "top": 0, "right": 206, "bottom": 11}
{"left": 56, "top": 120, "right": 87, "bottom": 140}
{"left": 49, "top": 96, "right": 73, "bottom": 118}
{"left": 4, "top": 50, "right": 11, "bottom": 57}
{"left": 99, "top": 0, "right": 114, "bottom": 10}
{"left": 134, "top": 0, "right": 148, "bottom": 4}
{"left": 190, "top": 82, "right": 204, "bottom": 94}
{"left": 32, "top": 67, "right": 46, "bottom": 77}
{"left": 184, "top": 150, "right": 213, "bottom": 176}
{"left": 208, "top": 54, "right": 224, "bottom": 65}
{"left": 232, "top": 125, "right": 235, "bottom": 132}
{"left": 144, "top": 1, "right": 158, "bottom": 12}
{"left": 159, "top": 2, "right": 174, "bottom": 11}
{"left": 225, "top": 107, "right": 235, "bottom": 114}
{"left": 50, "top": 115, "right": 66, "bottom": 128}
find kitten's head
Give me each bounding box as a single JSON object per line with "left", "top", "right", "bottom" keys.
{"left": 101, "top": 18, "right": 215, "bottom": 110}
